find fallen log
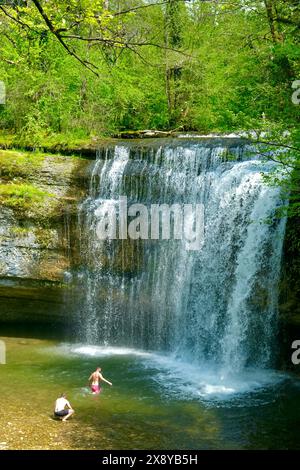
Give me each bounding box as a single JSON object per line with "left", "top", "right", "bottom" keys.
{"left": 114, "top": 128, "right": 183, "bottom": 139}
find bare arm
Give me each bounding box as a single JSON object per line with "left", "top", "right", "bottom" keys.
{"left": 99, "top": 373, "right": 112, "bottom": 386}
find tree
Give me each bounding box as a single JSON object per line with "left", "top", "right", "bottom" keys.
{"left": 0, "top": 1, "right": 184, "bottom": 76}
{"left": 164, "top": 0, "right": 184, "bottom": 125}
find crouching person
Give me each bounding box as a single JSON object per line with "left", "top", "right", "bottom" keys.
{"left": 54, "top": 393, "right": 75, "bottom": 422}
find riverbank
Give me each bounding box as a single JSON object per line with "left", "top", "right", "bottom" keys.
{"left": 0, "top": 131, "right": 251, "bottom": 157}
{"left": 0, "top": 132, "right": 108, "bottom": 158}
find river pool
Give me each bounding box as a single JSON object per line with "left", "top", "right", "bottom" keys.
{"left": 0, "top": 336, "right": 299, "bottom": 450}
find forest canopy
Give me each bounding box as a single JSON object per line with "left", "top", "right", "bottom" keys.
{"left": 0, "top": 0, "right": 299, "bottom": 140}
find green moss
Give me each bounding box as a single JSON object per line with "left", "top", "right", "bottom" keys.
{"left": 8, "top": 226, "right": 57, "bottom": 249}
{"left": 0, "top": 150, "right": 45, "bottom": 178}
{"left": 10, "top": 226, "right": 30, "bottom": 237}
{"left": 0, "top": 148, "right": 89, "bottom": 223}
{"left": 33, "top": 227, "right": 56, "bottom": 249}
{"left": 0, "top": 183, "right": 54, "bottom": 211}
{"left": 0, "top": 149, "right": 86, "bottom": 177}
{"left": 0, "top": 131, "right": 109, "bottom": 154}
{"left": 33, "top": 132, "right": 94, "bottom": 149}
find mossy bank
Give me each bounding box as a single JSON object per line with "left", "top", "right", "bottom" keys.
{"left": 0, "top": 149, "right": 91, "bottom": 326}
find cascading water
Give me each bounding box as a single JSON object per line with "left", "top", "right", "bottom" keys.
{"left": 76, "top": 139, "right": 286, "bottom": 375}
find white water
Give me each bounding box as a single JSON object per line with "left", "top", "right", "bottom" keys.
{"left": 52, "top": 343, "right": 288, "bottom": 402}
{"left": 75, "top": 140, "right": 286, "bottom": 378}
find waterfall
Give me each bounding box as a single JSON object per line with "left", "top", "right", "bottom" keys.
{"left": 76, "top": 139, "right": 286, "bottom": 373}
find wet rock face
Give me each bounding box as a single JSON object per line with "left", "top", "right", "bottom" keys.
{"left": 0, "top": 210, "right": 68, "bottom": 281}
{"left": 0, "top": 206, "right": 65, "bottom": 280}
{"left": 278, "top": 215, "right": 300, "bottom": 370}
{"left": 0, "top": 151, "right": 91, "bottom": 325}
{"left": 0, "top": 281, "right": 68, "bottom": 326}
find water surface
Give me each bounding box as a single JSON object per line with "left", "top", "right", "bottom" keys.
{"left": 1, "top": 336, "right": 299, "bottom": 450}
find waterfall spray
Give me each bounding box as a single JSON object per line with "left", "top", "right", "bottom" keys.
{"left": 76, "top": 140, "right": 286, "bottom": 373}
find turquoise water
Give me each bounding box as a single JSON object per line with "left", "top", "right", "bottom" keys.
{"left": 1, "top": 337, "right": 299, "bottom": 450}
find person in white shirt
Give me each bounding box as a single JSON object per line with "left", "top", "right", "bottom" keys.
{"left": 54, "top": 393, "right": 75, "bottom": 422}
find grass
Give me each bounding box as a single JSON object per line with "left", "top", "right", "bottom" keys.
{"left": 0, "top": 148, "right": 88, "bottom": 185}
{"left": 0, "top": 130, "right": 110, "bottom": 153}
{"left": 0, "top": 148, "right": 89, "bottom": 221}
{"left": 0, "top": 149, "right": 46, "bottom": 177}
{"left": 0, "top": 183, "right": 54, "bottom": 211}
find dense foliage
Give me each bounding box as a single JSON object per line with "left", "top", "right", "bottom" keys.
{"left": 0, "top": 1, "right": 299, "bottom": 215}
{"left": 0, "top": 1, "right": 298, "bottom": 136}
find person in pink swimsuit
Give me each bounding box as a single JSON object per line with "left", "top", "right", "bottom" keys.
{"left": 88, "top": 367, "right": 112, "bottom": 394}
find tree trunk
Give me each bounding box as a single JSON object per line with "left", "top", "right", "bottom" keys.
{"left": 264, "top": 0, "right": 280, "bottom": 43}
{"left": 164, "top": 0, "right": 183, "bottom": 127}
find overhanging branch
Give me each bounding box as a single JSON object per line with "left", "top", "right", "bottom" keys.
{"left": 30, "top": 0, "right": 99, "bottom": 75}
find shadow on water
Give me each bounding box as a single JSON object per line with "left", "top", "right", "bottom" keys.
{"left": 0, "top": 322, "right": 77, "bottom": 342}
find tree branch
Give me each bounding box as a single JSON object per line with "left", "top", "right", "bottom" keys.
{"left": 0, "top": 56, "right": 19, "bottom": 66}
{"left": 276, "top": 16, "right": 300, "bottom": 29}
{"left": 61, "top": 35, "right": 193, "bottom": 57}
{"left": 0, "top": 6, "right": 33, "bottom": 31}
{"left": 259, "top": 151, "right": 297, "bottom": 169}
{"left": 254, "top": 139, "right": 300, "bottom": 153}
{"left": 113, "top": 1, "right": 175, "bottom": 17}
{"left": 30, "top": 0, "right": 99, "bottom": 75}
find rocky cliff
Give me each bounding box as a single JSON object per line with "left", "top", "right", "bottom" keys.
{"left": 0, "top": 150, "right": 92, "bottom": 327}
{"left": 279, "top": 214, "right": 300, "bottom": 370}
{"left": 0, "top": 147, "right": 299, "bottom": 364}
